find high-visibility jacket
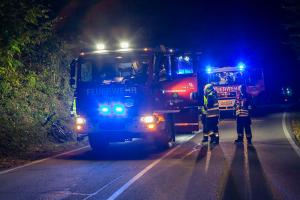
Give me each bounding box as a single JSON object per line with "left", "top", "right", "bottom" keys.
{"left": 70, "top": 98, "right": 77, "bottom": 116}
{"left": 236, "top": 94, "right": 251, "bottom": 117}
{"left": 204, "top": 91, "right": 219, "bottom": 118}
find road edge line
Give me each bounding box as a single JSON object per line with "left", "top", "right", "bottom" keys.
{"left": 0, "top": 145, "right": 89, "bottom": 175}
{"left": 282, "top": 112, "right": 300, "bottom": 158}
{"left": 107, "top": 134, "right": 196, "bottom": 200}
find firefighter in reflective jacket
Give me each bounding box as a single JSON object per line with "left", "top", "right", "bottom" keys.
{"left": 202, "top": 84, "right": 220, "bottom": 144}
{"left": 235, "top": 85, "right": 252, "bottom": 145}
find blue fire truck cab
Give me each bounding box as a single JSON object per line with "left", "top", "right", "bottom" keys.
{"left": 69, "top": 47, "right": 201, "bottom": 151}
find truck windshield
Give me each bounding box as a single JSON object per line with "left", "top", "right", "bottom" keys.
{"left": 78, "top": 53, "right": 151, "bottom": 84}
{"left": 209, "top": 71, "right": 245, "bottom": 85}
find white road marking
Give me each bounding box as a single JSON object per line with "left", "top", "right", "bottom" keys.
{"left": 0, "top": 146, "right": 89, "bottom": 175}
{"left": 204, "top": 146, "right": 212, "bottom": 173}
{"left": 106, "top": 134, "right": 196, "bottom": 200}
{"left": 282, "top": 112, "right": 300, "bottom": 158}
{"left": 243, "top": 138, "right": 252, "bottom": 200}
{"left": 181, "top": 148, "right": 199, "bottom": 159}
{"left": 82, "top": 176, "right": 123, "bottom": 200}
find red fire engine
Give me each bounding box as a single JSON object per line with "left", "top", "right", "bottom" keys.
{"left": 205, "top": 65, "right": 265, "bottom": 112}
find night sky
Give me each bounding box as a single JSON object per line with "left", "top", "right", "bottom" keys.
{"left": 52, "top": 0, "right": 299, "bottom": 95}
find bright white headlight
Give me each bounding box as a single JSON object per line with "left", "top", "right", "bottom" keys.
{"left": 76, "top": 117, "right": 86, "bottom": 125}
{"left": 141, "top": 115, "right": 155, "bottom": 124}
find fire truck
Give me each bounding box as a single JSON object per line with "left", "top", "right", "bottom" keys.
{"left": 205, "top": 64, "right": 265, "bottom": 112}
{"left": 69, "top": 43, "right": 202, "bottom": 151}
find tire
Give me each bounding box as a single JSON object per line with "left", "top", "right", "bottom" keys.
{"left": 154, "top": 117, "right": 174, "bottom": 150}
{"left": 155, "top": 133, "right": 170, "bottom": 150}
{"left": 88, "top": 134, "right": 109, "bottom": 152}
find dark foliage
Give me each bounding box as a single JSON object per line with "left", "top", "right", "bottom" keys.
{"left": 0, "top": 0, "right": 74, "bottom": 156}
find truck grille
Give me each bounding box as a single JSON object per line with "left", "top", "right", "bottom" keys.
{"left": 99, "top": 121, "right": 125, "bottom": 130}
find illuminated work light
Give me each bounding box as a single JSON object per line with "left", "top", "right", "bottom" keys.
{"left": 96, "top": 43, "right": 105, "bottom": 50}
{"left": 120, "top": 41, "right": 130, "bottom": 49}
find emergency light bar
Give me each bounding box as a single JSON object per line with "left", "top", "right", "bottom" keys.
{"left": 237, "top": 62, "right": 246, "bottom": 71}
{"left": 120, "top": 41, "right": 130, "bottom": 49}
{"left": 206, "top": 66, "right": 212, "bottom": 74}
{"left": 96, "top": 43, "right": 105, "bottom": 50}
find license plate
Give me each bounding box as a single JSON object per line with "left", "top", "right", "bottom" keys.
{"left": 99, "top": 122, "right": 125, "bottom": 130}
{"left": 219, "top": 100, "right": 235, "bottom": 107}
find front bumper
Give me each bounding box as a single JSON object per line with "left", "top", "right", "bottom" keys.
{"left": 76, "top": 116, "right": 165, "bottom": 139}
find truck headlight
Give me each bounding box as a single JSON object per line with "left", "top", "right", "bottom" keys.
{"left": 140, "top": 115, "right": 155, "bottom": 124}
{"left": 76, "top": 117, "right": 86, "bottom": 125}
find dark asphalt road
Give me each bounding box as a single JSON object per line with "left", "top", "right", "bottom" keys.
{"left": 0, "top": 111, "right": 300, "bottom": 200}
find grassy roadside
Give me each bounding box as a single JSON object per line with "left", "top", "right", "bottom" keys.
{"left": 291, "top": 112, "right": 300, "bottom": 144}
{"left": 0, "top": 140, "right": 88, "bottom": 171}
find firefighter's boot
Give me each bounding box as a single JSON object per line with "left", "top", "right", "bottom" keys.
{"left": 214, "top": 133, "right": 219, "bottom": 145}
{"left": 234, "top": 135, "right": 243, "bottom": 144}
{"left": 210, "top": 133, "right": 219, "bottom": 145}
{"left": 247, "top": 136, "right": 252, "bottom": 145}
{"left": 202, "top": 135, "right": 209, "bottom": 144}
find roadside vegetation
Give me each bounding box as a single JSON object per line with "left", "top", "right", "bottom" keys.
{"left": 283, "top": 1, "right": 300, "bottom": 143}
{"left": 291, "top": 113, "right": 300, "bottom": 143}
{"left": 0, "top": 0, "right": 76, "bottom": 158}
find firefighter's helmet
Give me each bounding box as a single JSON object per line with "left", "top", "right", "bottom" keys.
{"left": 204, "top": 84, "right": 214, "bottom": 95}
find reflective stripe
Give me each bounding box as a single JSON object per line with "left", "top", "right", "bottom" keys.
{"left": 207, "top": 107, "right": 219, "bottom": 117}
{"left": 201, "top": 106, "right": 207, "bottom": 115}
{"left": 236, "top": 109, "right": 249, "bottom": 117}
{"left": 207, "top": 114, "right": 219, "bottom": 118}
{"left": 204, "top": 91, "right": 219, "bottom": 117}
{"left": 175, "top": 123, "right": 199, "bottom": 126}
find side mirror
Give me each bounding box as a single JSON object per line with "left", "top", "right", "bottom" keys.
{"left": 70, "top": 60, "right": 76, "bottom": 78}
{"left": 69, "top": 78, "right": 75, "bottom": 86}
{"left": 190, "top": 92, "right": 199, "bottom": 101}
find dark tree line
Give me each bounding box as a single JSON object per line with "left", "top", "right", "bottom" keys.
{"left": 283, "top": 0, "right": 300, "bottom": 61}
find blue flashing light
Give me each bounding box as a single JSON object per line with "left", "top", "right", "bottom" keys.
{"left": 178, "top": 56, "right": 183, "bottom": 60}
{"left": 206, "top": 66, "right": 212, "bottom": 74}
{"left": 99, "top": 105, "right": 111, "bottom": 115}
{"left": 237, "top": 62, "right": 245, "bottom": 71}
{"left": 113, "top": 104, "right": 126, "bottom": 115}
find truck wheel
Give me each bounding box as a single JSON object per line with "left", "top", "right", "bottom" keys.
{"left": 88, "top": 134, "right": 108, "bottom": 152}
{"left": 155, "top": 119, "right": 174, "bottom": 150}
{"left": 155, "top": 134, "right": 170, "bottom": 150}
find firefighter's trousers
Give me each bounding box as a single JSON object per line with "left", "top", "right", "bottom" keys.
{"left": 203, "top": 116, "right": 219, "bottom": 139}
{"left": 236, "top": 116, "right": 252, "bottom": 140}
